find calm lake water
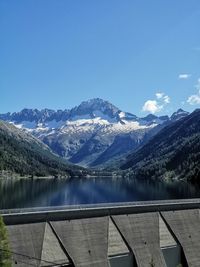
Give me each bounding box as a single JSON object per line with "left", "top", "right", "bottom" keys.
{"left": 0, "top": 177, "right": 200, "bottom": 209}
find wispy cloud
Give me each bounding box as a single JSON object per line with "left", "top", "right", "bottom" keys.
{"left": 142, "top": 92, "right": 170, "bottom": 114}
{"left": 155, "top": 93, "right": 164, "bottom": 99}
{"left": 178, "top": 74, "right": 191, "bottom": 80}
{"left": 163, "top": 95, "right": 170, "bottom": 104}
{"left": 187, "top": 93, "right": 200, "bottom": 105}
{"left": 187, "top": 78, "right": 200, "bottom": 105}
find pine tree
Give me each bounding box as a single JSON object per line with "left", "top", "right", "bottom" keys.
{"left": 0, "top": 216, "right": 11, "bottom": 267}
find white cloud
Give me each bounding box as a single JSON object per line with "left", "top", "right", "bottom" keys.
{"left": 187, "top": 93, "right": 200, "bottom": 105}
{"left": 142, "top": 92, "right": 170, "bottom": 114}
{"left": 155, "top": 92, "right": 170, "bottom": 104}
{"left": 178, "top": 74, "right": 191, "bottom": 80}
{"left": 187, "top": 78, "right": 200, "bottom": 105}
{"left": 142, "top": 100, "right": 162, "bottom": 114}
{"left": 156, "top": 92, "right": 164, "bottom": 99}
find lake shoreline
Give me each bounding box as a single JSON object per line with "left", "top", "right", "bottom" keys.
{"left": 0, "top": 174, "right": 117, "bottom": 180}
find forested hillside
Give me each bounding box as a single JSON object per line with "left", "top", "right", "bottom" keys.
{"left": 0, "top": 121, "right": 87, "bottom": 177}
{"left": 121, "top": 109, "right": 200, "bottom": 182}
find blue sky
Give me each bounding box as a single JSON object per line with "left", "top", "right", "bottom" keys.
{"left": 1, "top": 0, "right": 200, "bottom": 116}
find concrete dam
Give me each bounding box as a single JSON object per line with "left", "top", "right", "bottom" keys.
{"left": 1, "top": 199, "right": 200, "bottom": 267}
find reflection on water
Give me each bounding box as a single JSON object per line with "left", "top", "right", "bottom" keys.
{"left": 0, "top": 177, "right": 200, "bottom": 209}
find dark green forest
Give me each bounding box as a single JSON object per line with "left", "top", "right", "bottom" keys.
{"left": 121, "top": 109, "right": 200, "bottom": 182}
{"left": 0, "top": 121, "right": 86, "bottom": 177}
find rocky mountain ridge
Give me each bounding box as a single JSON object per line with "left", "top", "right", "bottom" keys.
{"left": 0, "top": 98, "right": 189, "bottom": 167}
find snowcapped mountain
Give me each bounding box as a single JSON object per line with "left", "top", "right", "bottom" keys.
{"left": 170, "top": 109, "right": 190, "bottom": 121}
{"left": 0, "top": 98, "right": 189, "bottom": 167}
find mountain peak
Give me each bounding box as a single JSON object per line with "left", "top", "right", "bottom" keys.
{"left": 176, "top": 108, "right": 187, "bottom": 113}
{"left": 83, "top": 98, "right": 107, "bottom": 104}
{"left": 69, "top": 98, "right": 121, "bottom": 120}
{"left": 171, "top": 109, "right": 189, "bottom": 121}
{"left": 141, "top": 114, "right": 158, "bottom": 121}
{"left": 77, "top": 98, "right": 119, "bottom": 110}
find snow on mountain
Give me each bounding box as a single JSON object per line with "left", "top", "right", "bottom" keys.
{"left": 0, "top": 99, "right": 190, "bottom": 167}
{"left": 170, "top": 109, "right": 190, "bottom": 121}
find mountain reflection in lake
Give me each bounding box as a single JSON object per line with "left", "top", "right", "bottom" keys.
{"left": 0, "top": 177, "right": 200, "bottom": 209}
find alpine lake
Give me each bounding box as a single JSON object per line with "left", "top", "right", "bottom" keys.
{"left": 0, "top": 176, "right": 200, "bottom": 210}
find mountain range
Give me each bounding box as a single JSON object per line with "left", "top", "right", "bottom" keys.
{"left": 0, "top": 98, "right": 189, "bottom": 168}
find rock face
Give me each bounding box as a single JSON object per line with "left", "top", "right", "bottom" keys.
{"left": 170, "top": 109, "right": 189, "bottom": 121}
{"left": 0, "top": 98, "right": 189, "bottom": 167}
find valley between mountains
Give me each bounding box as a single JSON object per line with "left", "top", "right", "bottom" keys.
{"left": 1, "top": 98, "right": 199, "bottom": 181}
